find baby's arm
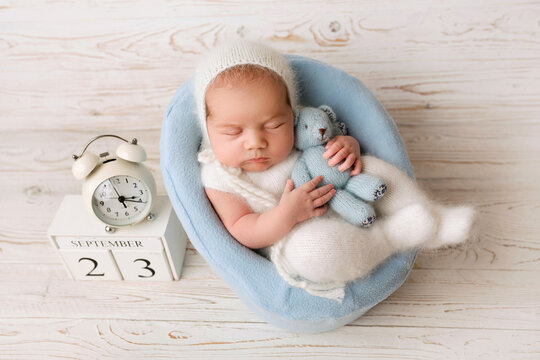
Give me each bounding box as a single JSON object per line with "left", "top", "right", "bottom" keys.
{"left": 205, "top": 176, "right": 335, "bottom": 249}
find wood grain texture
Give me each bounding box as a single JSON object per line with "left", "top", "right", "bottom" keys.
{"left": 0, "top": 319, "right": 538, "bottom": 359}
{"left": 1, "top": 0, "right": 539, "bottom": 358}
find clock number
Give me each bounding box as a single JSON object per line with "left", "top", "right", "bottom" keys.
{"left": 139, "top": 190, "right": 143, "bottom": 195}
{"left": 125, "top": 211, "right": 129, "bottom": 216}
{"left": 99, "top": 201, "right": 104, "bottom": 206}
{"left": 134, "top": 258, "right": 155, "bottom": 278}
{"left": 78, "top": 257, "right": 105, "bottom": 277}
{"left": 134, "top": 206, "right": 139, "bottom": 212}
{"left": 133, "top": 182, "right": 138, "bottom": 188}
{"left": 116, "top": 178, "right": 121, "bottom": 184}
{"left": 125, "top": 178, "right": 128, "bottom": 183}
{"left": 107, "top": 207, "right": 111, "bottom": 213}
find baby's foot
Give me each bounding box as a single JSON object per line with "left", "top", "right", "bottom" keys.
{"left": 383, "top": 203, "right": 437, "bottom": 249}
{"left": 422, "top": 205, "right": 476, "bottom": 249}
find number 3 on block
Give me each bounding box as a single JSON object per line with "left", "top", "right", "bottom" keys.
{"left": 113, "top": 250, "right": 173, "bottom": 281}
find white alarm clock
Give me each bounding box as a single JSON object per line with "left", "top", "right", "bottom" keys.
{"left": 72, "top": 134, "right": 157, "bottom": 232}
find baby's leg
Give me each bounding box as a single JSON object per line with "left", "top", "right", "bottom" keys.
{"left": 361, "top": 156, "right": 431, "bottom": 216}
{"left": 362, "top": 156, "right": 475, "bottom": 249}
{"left": 279, "top": 213, "right": 396, "bottom": 283}
{"left": 422, "top": 204, "right": 476, "bottom": 249}
{"left": 361, "top": 156, "right": 437, "bottom": 247}
{"left": 380, "top": 203, "right": 438, "bottom": 249}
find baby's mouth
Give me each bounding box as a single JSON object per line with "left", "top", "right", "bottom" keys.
{"left": 249, "top": 157, "right": 269, "bottom": 163}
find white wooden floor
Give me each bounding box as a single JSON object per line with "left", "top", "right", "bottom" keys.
{"left": 1, "top": 0, "right": 539, "bottom": 358}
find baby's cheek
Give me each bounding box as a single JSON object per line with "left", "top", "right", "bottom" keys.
{"left": 210, "top": 139, "right": 237, "bottom": 165}
{"left": 282, "top": 123, "right": 295, "bottom": 146}
{"left": 275, "top": 129, "right": 295, "bottom": 158}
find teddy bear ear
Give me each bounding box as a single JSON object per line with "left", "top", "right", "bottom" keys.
{"left": 318, "top": 105, "right": 337, "bottom": 122}
{"left": 293, "top": 109, "right": 300, "bottom": 125}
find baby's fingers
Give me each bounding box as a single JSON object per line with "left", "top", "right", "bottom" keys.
{"left": 328, "top": 147, "right": 350, "bottom": 166}
{"left": 310, "top": 183, "right": 333, "bottom": 198}
{"left": 325, "top": 137, "right": 336, "bottom": 149}
{"left": 311, "top": 204, "right": 329, "bottom": 218}
{"left": 299, "top": 175, "right": 323, "bottom": 192}
{"left": 350, "top": 159, "right": 362, "bottom": 176}
{"left": 338, "top": 153, "right": 356, "bottom": 172}
{"left": 312, "top": 187, "right": 336, "bottom": 208}
{"left": 283, "top": 179, "right": 295, "bottom": 193}
{"left": 323, "top": 141, "right": 343, "bottom": 159}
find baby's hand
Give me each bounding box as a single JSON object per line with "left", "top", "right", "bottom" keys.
{"left": 323, "top": 135, "right": 362, "bottom": 175}
{"left": 279, "top": 176, "right": 336, "bottom": 225}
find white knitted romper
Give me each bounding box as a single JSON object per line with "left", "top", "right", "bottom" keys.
{"left": 199, "top": 147, "right": 476, "bottom": 302}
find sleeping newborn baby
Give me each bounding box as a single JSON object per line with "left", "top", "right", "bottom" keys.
{"left": 196, "top": 40, "right": 475, "bottom": 300}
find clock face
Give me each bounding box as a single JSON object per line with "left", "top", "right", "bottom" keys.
{"left": 92, "top": 175, "right": 152, "bottom": 226}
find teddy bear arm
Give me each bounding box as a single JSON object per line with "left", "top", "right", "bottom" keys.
{"left": 291, "top": 157, "right": 312, "bottom": 188}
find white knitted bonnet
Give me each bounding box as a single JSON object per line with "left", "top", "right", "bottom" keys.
{"left": 194, "top": 39, "right": 298, "bottom": 151}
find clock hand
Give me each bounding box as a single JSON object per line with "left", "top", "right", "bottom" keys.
{"left": 116, "top": 195, "right": 128, "bottom": 208}
{"left": 124, "top": 199, "right": 147, "bottom": 204}
{"left": 109, "top": 179, "right": 121, "bottom": 197}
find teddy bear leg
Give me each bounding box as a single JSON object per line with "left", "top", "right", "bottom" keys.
{"left": 329, "top": 189, "right": 377, "bottom": 227}
{"left": 344, "top": 174, "right": 387, "bottom": 202}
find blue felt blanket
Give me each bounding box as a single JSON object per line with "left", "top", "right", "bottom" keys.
{"left": 160, "top": 54, "right": 417, "bottom": 333}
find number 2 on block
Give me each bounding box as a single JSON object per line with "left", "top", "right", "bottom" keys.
{"left": 79, "top": 257, "right": 105, "bottom": 276}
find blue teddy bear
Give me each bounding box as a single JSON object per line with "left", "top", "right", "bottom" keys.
{"left": 291, "top": 105, "right": 387, "bottom": 227}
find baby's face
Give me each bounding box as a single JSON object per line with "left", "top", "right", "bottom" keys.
{"left": 205, "top": 75, "right": 294, "bottom": 172}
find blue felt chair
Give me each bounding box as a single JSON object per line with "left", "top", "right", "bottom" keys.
{"left": 160, "top": 54, "right": 417, "bottom": 333}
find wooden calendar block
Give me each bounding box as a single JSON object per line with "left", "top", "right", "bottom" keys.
{"left": 59, "top": 249, "right": 122, "bottom": 280}
{"left": 48, "top": 195, "right": 188, "bottom": 281}
{"left": 112, "top": 250, "right": 173, "bottom": 281}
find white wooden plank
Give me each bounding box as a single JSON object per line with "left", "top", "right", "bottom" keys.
{"left": 0, "top": 318, "right": 538, "bottom": 359}
{"left": 1, "top": 2, "right": 538, "bottom": 130}
{"left": 0, "top": 262, "right": 537, "bottom": 331}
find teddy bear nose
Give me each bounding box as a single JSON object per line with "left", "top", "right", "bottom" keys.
{"left": 319, "top": 128, "right": 326, "bottom": 136}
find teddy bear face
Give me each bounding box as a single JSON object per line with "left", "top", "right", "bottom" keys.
{"left": 294, "top": 107, "right": 338, "bottom": 150}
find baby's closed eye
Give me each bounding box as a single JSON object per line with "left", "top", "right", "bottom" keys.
{"left": 221, "top": 127, "right": 242, "bottom": 136}
{"left": 264, "top": 121, "right": 286, "bottom": 129}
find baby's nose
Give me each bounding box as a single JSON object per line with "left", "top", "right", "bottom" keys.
{"left": 319, "top": 128, "right": 326, "bottom": 136}
{"left": 245, "top": 130, "right": 267, "bottom": 149}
